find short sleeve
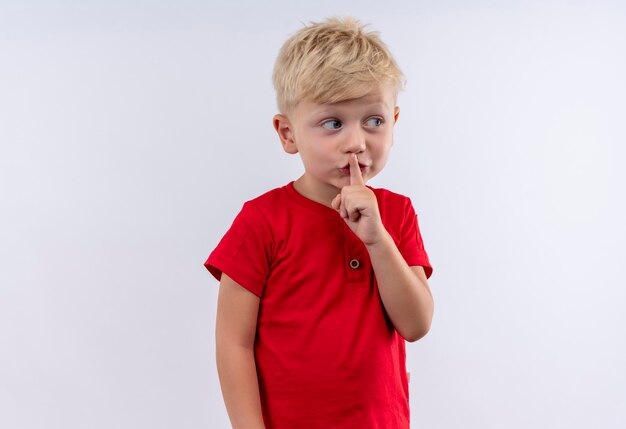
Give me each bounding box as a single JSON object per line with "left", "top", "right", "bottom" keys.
{"left": 398, "top": 198, "right": 434, "bottom": 279}
{"left": 204, "top": 202, "right": 273, "bottom": 297}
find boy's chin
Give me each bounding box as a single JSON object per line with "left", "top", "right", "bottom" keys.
{"left": 335, "top": 175, "right": 369, "bottom": 187}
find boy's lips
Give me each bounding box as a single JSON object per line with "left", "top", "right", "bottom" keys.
{"left": 339, "top": 163, "right": 369, "bottom": 175}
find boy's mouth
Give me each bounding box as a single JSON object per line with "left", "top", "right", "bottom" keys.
{"left": 339, "top": 163, "right": 369, "bottom": 175}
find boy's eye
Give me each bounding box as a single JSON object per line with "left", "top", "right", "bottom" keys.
{"left": 366, "top": 117, "right": 383, "bottom": 127}
{"left": 321, "top": 119, "right": 342, "bottom": 130}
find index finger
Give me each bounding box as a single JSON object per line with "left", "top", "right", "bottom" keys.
{"left": 349, "top": 153, "right": 365, "bottom": 186}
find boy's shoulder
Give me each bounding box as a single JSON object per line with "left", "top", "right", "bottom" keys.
{"left": 234, "top": 183, "right": 293, "bottom": 227}
{"left": 241, "top": 183, "right": 290, "bottom": 210}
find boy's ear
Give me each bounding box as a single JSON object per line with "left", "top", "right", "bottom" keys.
{"left": 391, "top": 106, "right": 400, "bottom": 147}
{"left": 273, "top": 114, "right": 298, "bottom": 154}
{"left": 393, "top": 106, "right": 400, "bottom": 124}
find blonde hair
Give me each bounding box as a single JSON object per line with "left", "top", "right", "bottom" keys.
{"left": 272, "top": 16, "right": 406, "bottom": 118}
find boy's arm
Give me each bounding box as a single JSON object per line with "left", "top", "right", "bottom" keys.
{"left": 215, "top": 273, "right": 266, "bottom": 429}
{"left": 365, "top": 237, "right": 434, "bottom": 342}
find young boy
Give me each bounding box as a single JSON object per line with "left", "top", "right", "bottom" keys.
{"left": 205, "top": 16, "right": 434, "bottom": 429}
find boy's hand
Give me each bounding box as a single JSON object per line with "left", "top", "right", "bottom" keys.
{"left": 331, "top": 153, "right": 385, "bottom": 246}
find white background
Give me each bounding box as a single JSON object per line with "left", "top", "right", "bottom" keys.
{"left": 1, "top": 1, "right": 625, "bottom": 428}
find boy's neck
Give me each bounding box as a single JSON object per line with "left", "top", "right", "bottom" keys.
{"left": 293, "top": 176, "right": 340, "bottom": 209}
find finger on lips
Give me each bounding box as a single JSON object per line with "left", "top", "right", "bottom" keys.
{"left": 349, "top": 153, "right": 365, "bottom": 186}
{"left": 333, "top": 154, "right": 365, "bottom": 220}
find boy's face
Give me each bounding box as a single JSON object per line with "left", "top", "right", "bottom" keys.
{"left": 273, "top": 86, "right": 400, "bottom": 206}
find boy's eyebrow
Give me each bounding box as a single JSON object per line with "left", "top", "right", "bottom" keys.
{"left": 312, "top": 102, "right": 390, "bottom": 116}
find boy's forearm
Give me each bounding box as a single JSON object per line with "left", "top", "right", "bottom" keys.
{"left": 216, "top": 343, "right": 266, "bottom": 429}
{"left": 366, "top": 230, "right": 434, "bottom": 342}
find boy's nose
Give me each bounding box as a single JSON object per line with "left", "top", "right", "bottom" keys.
{"left": 342, "top": 128, "right": 366, "bottom": 154}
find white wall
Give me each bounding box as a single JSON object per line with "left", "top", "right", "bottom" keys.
{"left": 1, "top": 1, "right": 624, "bottom": 428}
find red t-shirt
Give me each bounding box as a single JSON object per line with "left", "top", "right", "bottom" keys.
{"left": 205, "top": 182, "right": 433, "bottom": 429}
